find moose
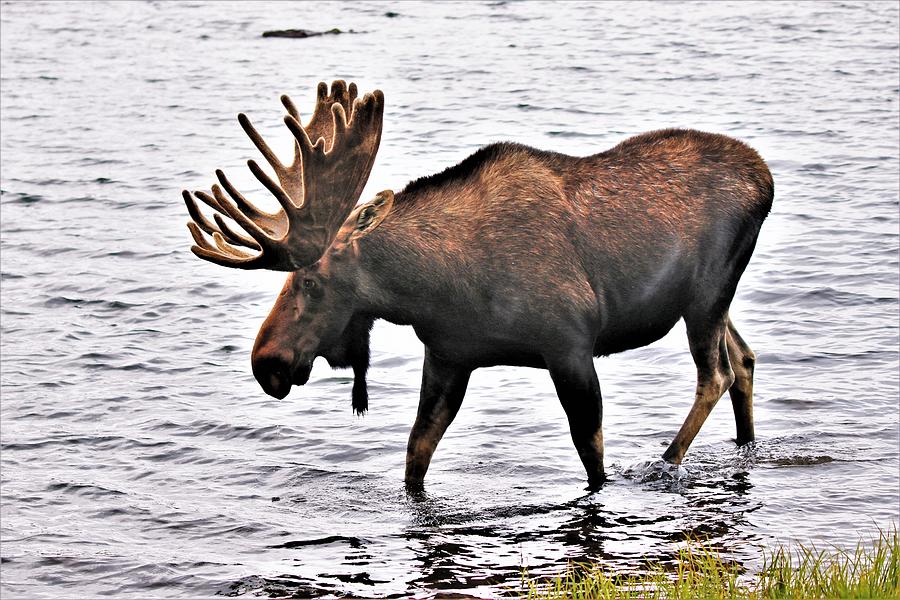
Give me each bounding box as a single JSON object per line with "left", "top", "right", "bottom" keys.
{"left": 183, "top": 81, "right": 773, "bottom": 488}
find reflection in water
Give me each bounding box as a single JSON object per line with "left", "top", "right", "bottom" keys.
{"left": 392, "top": 459, "right": 763, "bottom": 597}
{"left": 229, "top": 435, "right": 863, "bottom": 596}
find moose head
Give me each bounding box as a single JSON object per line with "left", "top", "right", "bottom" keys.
{"left": 183, "top": 81, "right": 391, "bottom": 413}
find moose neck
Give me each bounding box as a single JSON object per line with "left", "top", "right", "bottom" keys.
{"left": 353, "top": 187, "right": 465, "bottom": 328}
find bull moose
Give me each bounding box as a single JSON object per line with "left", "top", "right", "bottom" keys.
{"left": 183, "top": 81, "right": 773, "bottom": 487}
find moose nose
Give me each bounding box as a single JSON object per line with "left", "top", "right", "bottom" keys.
{"left": 252, "top": 355, "right": 293, "bottom": 399}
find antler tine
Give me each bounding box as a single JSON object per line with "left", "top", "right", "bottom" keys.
{"left": 213, "top": 213, "right": 261, "bottom": 250}
{"left": 187, "top": 221, "right": 217, "bottom": 253}
{"left": 304, "top": 80, "right": 357, "bottom": 152}
{"left": 209, "top": 183, "right": 284, "bottom": 238}
{"left": 182, "top": 188, "right": 251, "bottom": 252}
{"left": 213, "top": 169, "right": 276, "bottom": 247}
{"left": 183, "top": 188, "right": 257, "bottom": 250}
{"left": 348, "top": 90, "right": 385, "bottom": 174}
{"left": 188, "top": 225, "right": 259, "bottom": 269}
{"left": 346, "top": 82, "right": 359, "bottom": 119}
{"left": 280, "top": 93, "right": 301, "bottom": 123}
{"left": 186, "top": 219, "right": 254, "bottom": 264}
{"left": 190, "top": 180, "right": 282, "bottom": 246}
{"left": 211, "top": 231, "right": 254, "bottom": 258}
{"left": 186, "top": 198, "right": 272, "bottom": 270}
{"left": 183, "top": 190, "right": 220, "bottom": 237}
{"left": 280, "top": 86, "right": 358, "bottom": 155}
{"left": 238, "top": 113, "right": 287, "bottom": 175}
{"left": 192, "top": 189, "right": 226, "bottom": 214}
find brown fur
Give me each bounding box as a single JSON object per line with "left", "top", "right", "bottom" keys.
{"left": 184, "top": 85, "right": 772, "bottom": 488}
{"left": 252, "top": 129, "right": 772, "bottom": 487}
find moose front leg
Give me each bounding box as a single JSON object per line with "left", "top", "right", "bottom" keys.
{"left": 405, "top": 350, "right": 472, "bottom": 486}
{"left": 548, "top": 353, "right": 606, "bottom": 488}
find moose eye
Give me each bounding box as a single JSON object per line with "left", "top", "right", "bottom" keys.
{"left": 302, "top": 278, "right": 316, "bottom": 290}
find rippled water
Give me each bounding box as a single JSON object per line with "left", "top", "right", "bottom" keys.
{"left": 1, "top": 1, "right": 898, "bottom": 597}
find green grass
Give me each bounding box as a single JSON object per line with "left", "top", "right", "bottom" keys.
{"left": 523, "top": 526, "right": 899, "bottom": 599}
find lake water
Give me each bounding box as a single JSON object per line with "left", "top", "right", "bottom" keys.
{"left": 1, "top": 1, "right": 898, "bottom": 597}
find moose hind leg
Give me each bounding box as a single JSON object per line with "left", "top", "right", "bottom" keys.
{"left": 726, "top": 317, "right": 756, "bottom": 445}
{"left": 547, "top": 353, "right": 606, "bottom": 488}
{"left": 663, "top": 319, "right": 735, "bottom": 465}
{"left": 405, "top": 350, "right": 471, "bottom": 485}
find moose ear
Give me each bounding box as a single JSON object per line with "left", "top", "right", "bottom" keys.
{"left": 347, "top": 190, "right": 394, "bottom": 241}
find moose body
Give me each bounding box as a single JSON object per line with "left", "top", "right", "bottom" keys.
{"left": 184, "top": 81, "right": 772, "bottom": 487}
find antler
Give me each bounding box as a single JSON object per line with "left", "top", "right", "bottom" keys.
{"left": 183, "top": 80, "right": 384, "bottom": 270}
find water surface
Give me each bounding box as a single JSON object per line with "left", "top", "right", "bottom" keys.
{"left": 1, "top": 1, "right": 898, "bottom": 597}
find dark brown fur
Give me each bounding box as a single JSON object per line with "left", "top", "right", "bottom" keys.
{"left": 249, "top": 128, "right": 773, "bottom": 488}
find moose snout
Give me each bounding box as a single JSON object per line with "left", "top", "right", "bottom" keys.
{"left": 251, "top": 353, "right": 294, "bottom": 399}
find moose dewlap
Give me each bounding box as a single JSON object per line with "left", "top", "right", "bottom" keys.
{"left": 183, "top": 80, "right": 773, "bottom": 488}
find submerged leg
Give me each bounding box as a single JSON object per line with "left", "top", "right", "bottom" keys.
{"left": 547, "top": 352, "right": 606, "bottom": 488}
{"left": 663, "top": 318, "right": 735, "bottom": 464}
{"left": 726, "top": 317, "right": 756, "bottom": 445}
{"left": 405, "top": 349, "right": 471, "bottom": 485}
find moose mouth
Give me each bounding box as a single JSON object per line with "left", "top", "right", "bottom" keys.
{"left": 292, "top": 362, "right": 312, "bottom": 386}
{"left": 257, "top": 361, "right": 313, "bottom": 399}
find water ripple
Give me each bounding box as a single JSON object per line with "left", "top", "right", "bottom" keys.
{"left": 1, "top": 1, "right": 897, "bottom": 598}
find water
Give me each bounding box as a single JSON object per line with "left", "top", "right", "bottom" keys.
{"left": 1, "top": 1, "right": 897, "bottom": 597}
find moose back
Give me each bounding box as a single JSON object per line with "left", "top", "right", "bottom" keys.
{"left": 183, "top": 81, "right": 773, "bottom": 487}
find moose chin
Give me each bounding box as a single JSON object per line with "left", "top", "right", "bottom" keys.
{"left": 183, "top": 80, "right": 773, "bottom": 489}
